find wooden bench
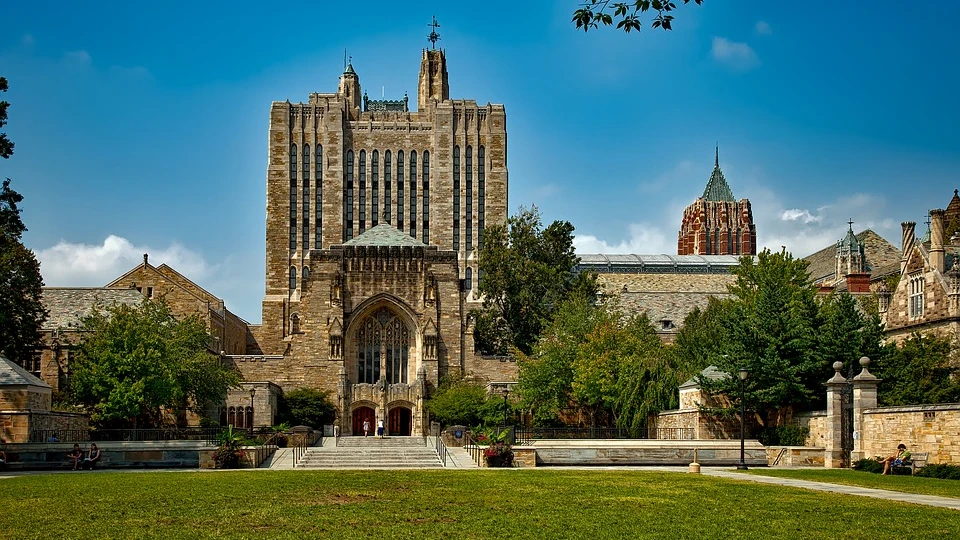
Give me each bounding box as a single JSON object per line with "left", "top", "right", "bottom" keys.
{"left": 894, "top": 452, "right": 928, "bottom": 475}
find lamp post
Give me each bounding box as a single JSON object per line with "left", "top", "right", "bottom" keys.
{"left": 248, "top": 387, "right": 256, "bottom": 430}
{"left": 501, "top": 387, "right": 510, "bottom": 428}
{"left": 737, "top": 368, "right": 749, "bottom": 470}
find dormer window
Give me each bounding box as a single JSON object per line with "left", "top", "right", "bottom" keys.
{"left": 908, "top": 273, "right": 924, "bottom": 319}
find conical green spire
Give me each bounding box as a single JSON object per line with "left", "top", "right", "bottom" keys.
{"left": 702, "top": 145, "right": 735, "bottom": 201}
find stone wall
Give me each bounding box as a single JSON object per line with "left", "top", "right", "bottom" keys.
{"left": 794, "top": 411, "right": 827, "bottom": 448}
{"left": 0, "top": 386, "right": 52, "bottom": 410}
{"left": 860, "top": 404, "right": 960, "bottom": 464}
{"left": 0, "top": 411, "right": 88, "bottom": 443}
{"left": 2, "top": 440, "right": 206, "bottom": 469}
{"left": 466, "top": 355, "right": 518, "bottom": 382}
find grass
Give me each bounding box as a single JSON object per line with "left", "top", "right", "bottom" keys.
{"left": 1, "top": 469, "right": 959, "bottom": 539}
{"left": 743, "top": 468, "right": 960, "bottom": 499}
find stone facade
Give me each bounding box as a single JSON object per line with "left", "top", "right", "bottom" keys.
{"left": 880, "top": 194, "right": 960, "bottom": 344}
{"left": 860, "top": 404, "right": 960, "bottom": 464}
{"left": 677, "top": 148, "right": 756, "bottom": 256}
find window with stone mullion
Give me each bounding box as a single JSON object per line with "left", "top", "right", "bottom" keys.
{"left": 466, "top": 146, "right": 473, "bottom": 253}
{"left": 422, "top": 151, "right": 430, "bottom": 244}
{"left": 303, "top": 144, "right": 310, "bottom": 251}
{"left": 478, "top": 145, "right": 485, "bottom": 248}
{"left": 372, "top": 150, "right": 379, "bottom": 227}
{"left": 315, "top": 145, "right": 322, "bottom": 249}
{"left": 384, "top": 150, "right": 392, "bottom": 224}
{"left": 359, "top": 150, "right": 367, "bottom": 235}
{"left": 345, "top": 150, "right": 354, "bottom": 241}
{"left": 290, "top": 144, "right": 297, "bottom": 251}
{"left": 409, "top": 150, "right": 417, "bottom": 238}
{"left": 453, "top": 146, "right": 460, "bottom": 252}
{"left": 397, "top": 151, "right": 404, "bottom": 232}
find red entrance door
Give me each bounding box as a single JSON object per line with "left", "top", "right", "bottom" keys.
{"left": 352, "top": 406, "right": 375, "bottom": 436}
{"left": 388, "top": 407, "right": 412, "bottom": 436}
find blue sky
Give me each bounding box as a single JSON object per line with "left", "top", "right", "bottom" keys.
{"left": 2, "top": 1, "right": 959, "bottom": 322}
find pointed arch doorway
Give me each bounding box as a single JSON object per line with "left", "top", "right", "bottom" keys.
{"left": 351, "top": 406, "right": 375, "bottom": 436}
{"left": 388, "top": 406, "right": 412, "bottom": 436}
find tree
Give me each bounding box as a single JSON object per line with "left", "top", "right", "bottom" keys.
{"left": 877, "top": 334, "right": 960, "bottom": 406}
{"left": 684, "top": 249, "right": 826, "bottom": 427}
{"left": 0, "top": 76, "right": 46, "bottom": 365}
{"left": 277, "top": 388, "right": 336, "bottom": 428}
{"left": 474, "top": 206, "right": 597, "bottom": 355}
{"left": 426, "top": 376, "right": 490, "bottom": 427}
{"left": 818, "top": 292, "right": 885, "bottom": 380}
{"left": 572, "top": 0, "right": 704, "bottom": 33}
{"left": 69, "top": 299, "right": 240, "bottom": 427}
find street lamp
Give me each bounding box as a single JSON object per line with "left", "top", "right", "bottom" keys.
{"left": 501, "top": 387, "right": 510, "bottom": 428}
{"left": 737, "top": 368, "right": 749, "bottom": 470}
{"left": 248, "top": 387, "right": 256, "bottom": 430}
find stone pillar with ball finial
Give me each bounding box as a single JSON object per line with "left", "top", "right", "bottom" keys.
{"left": 825, "top": 361, "right": 848, "bottom": 468}
{"left": 851, "top": 356, "right": 880, "bottom": 462}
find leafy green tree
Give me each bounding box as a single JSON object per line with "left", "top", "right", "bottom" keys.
{"left": 426, "top": 375, "right": 517, "bottom": 427}
{"left": 276, "top": 388, "right": 336, "bottom": 428}
{"left": 877, "top": 334, "right": 960, "bottom": 406}
{"left": 818, "top": 292, "right": 886, "bottom": 380}
{"left": 689, "top": 249, "right": 825, "bottom": 427}
{"left": 0, "top": 76, "right": 46, "bottom": 365}
{"left": 70, "top": 299, "right": 240, "bottom": 427}
{"left": 572, "top": 0, "right": 704, "bottom": 33}
{"left": 475, "top": 206, "right": 597, "bottom": 355}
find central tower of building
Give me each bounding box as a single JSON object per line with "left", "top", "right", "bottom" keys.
{"left": 250, "top": 45, "right": 511, "bottom": 436}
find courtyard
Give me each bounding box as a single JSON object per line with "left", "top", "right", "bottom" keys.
{"left": 1, "top": 469, "right": 958, "bottom": 539}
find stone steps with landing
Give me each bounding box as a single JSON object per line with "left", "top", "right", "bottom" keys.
{"left": 297, "top": 436, "right": 442, "bottom": 469}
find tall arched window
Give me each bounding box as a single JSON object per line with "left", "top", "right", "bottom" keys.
{"left": 344, "top": 150, "right": 354, "bottom": 241}
{"left": 384, "top": 150, "right": 392, "bottom": 223}
{"left": 409, "top": 150, "right": 417, "bottom": 238}
{"left": 245, "top": 406, "right": 253, "bottom": 429}
{"left": 355, "top": 308, "right": 409, "bottom": 385}
{"left": 290, "top": 144, "right": 298, "bottom": 251}
{"left": 422, "top": 151, "right": 430, "bottom": 244}
{"left": 358, "top": 150, "right": 367, "bottom": 234}
{"left": 315, "top": 145, "right": 323, "bottom": 249}
{"left": 396, "top": 151, "right": 404, "bottom": 232}
{"left": 289, "top": 266, "right": 297, "bottom": 290}
{"left": 478, "top": 145, "right": 485, "bottom": 249}
{"left": 303, "top": 144, "right": 310, "bottom": 250}
{"left": 453, "top": 146, "right": 460, "bottom": 252}
{"left": 466, "top": 146, "right": 473, "bottom": 252}
{"left": 228, "top": 406, "right": 236, "bottom": 427}
{"left": 371, "top": 150, "right": 379, "bottom": 227}
{"left": 465, "top": 267, "right": 473, "bottom": 293}
{"left": 302, "top": 266, "right": 310, "bottom": 282}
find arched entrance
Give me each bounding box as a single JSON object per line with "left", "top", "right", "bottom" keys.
{"left": 351, "top": 406, "right": 376, "bottom": 436}
{"left": 388, "top": 406, "right": 412, "bottom": 436}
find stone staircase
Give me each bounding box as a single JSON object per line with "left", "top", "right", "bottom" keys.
{"left": 296, "top": 436, "right": 443, "bottom": 469}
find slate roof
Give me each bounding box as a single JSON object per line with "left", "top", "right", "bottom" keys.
{"left": 803, "top": 229, "right": 901, "bottom": 284}
{"left": 0, "top": 354, "right": 51, "bottom": 388}
{"left": 41, "top": 287, "right": 144, "bottom": 329}
{"left": 701, "top": 147, "right": 736, "bottom": 202}
{"left": 342, "top": 224, "right": 427, "bottom": 247}
{"left": 679, "top": 365, "right": 729, "bottom": 389}
{"left": 613, "top": 290, "right": 732, "bottom": 330}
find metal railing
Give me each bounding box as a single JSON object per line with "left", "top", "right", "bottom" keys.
{"left": 463, "top": 432, "right": 486, "bottom": 467}
{"left": 30, "top": 428, "right": 223, "bottom": 444}
{"left": 291, "top": 429, "right": 321, "bottom": 468}
{"left": 250, "top": 431, "right": 283, "bottom": 468}
{"left": 433, "top": 435, "right": 451, "bottom": 467}
{"left": 512, "top": 426, "right": 695, "bottom": 444}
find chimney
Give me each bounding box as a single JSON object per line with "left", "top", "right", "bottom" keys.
{"left": 900, "top": 221, "right": 916, "bottom": 273}
{"left": 143, "top": 253, "right": 149, "bottom": 266}
{"left": 845, "top": 273, "right": 871, "bottom": 294}
{"left": 930, "top": 209, "right": 945, "bottom": 273}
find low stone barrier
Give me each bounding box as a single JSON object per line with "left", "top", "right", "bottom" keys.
{"left": 512, "top": 439, "right": 766, "bottom": 467}
{"left": 766, "top": 446, "right": 824, "bottom": 467}
{"left": 1, "top": 441, "right": 212, "bottom": 470}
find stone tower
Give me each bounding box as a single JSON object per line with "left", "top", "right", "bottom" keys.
{"left": 418, "top": 49, "right": 449, "bottom": 111}
{"left": 835, "top": 220, "right": 865, "bottom": 280}
{"left": 677, "top": 148, "right": 757, "bottom": 256}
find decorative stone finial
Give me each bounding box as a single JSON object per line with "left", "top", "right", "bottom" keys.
{"left": 859, "top": 356, "right": 870, "bottom": 368}
{"left": 143, "top": 253, "right": 148, "bottom": 265}
{"left": 854, "top": 356, "right": 879, "bottom": 382}
{"left": 832, "top": 361, "right": 843, "bottom": 372}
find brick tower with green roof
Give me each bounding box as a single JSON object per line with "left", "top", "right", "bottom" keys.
{"left": 677, "top": 147, "right": 757, "bottom": 255}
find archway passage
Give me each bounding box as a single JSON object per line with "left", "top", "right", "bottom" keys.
{"left": 352, "top": 406, "right": 376, "bottom": 436}
{"left": 388, "top": 406, "right": 412, "bottom": 436}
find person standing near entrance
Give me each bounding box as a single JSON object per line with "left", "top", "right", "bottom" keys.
{"left": 362, "top": 419, "right": 371, "bottom": 437}
{"left": 377, "top": 419, "right": 385, "bottom": 438}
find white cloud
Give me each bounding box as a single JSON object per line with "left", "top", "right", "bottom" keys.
{"left": 64, "top": 50, "right": 92, "bottom": 66}
{"left": 575, "top": 223, "right": 673, "bottom": 255}
{"left": 711, "top": 37, "right": 760, "bottom": 70}
{"left": 781, "top": 208, "right": 822, "bottom": 224}
{"left": 35, "top": 235, "right": 213, "bottom": 287}
{"left": 755, "top": 21, "right": 772, "bottom": 35}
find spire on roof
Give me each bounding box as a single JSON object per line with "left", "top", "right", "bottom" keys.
{"left": 701, "top": 147, "right": 735, "bottom": 202}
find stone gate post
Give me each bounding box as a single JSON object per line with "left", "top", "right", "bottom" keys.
{"left": 851, "top": 356, "right": 880, "bottom": 462}
{"left": 825, "top": 361, "right": 847, "bottom": 468}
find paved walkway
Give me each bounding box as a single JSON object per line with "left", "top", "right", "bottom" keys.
{"left": 702, "top": 469, "right": 960, "bottom": 510}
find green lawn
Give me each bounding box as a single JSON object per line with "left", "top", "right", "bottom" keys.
{"left": 743, "top": 468, "right": 960, "bottom": 499}
{"left": 1, "top": 469, "right": 959, "bottom": 539}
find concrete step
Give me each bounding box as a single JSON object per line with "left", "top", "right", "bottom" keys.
{"left": 296, "top": 443, "right": 442, "bottom": 469}
{"left": 335, "top": 436, "right": 426, "bottom": 448}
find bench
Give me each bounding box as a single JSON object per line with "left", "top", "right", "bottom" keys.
{"left": 893, "top": 452, "right": 928, "bottom": 475}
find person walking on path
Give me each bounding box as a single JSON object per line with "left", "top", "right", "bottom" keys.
{"left": 881, "top": 443, "right": 911, "bottom": 475}
{"left": 377, "top": 419, "right": 385, "bottom": 438}
{"left": 362, "top": 419, "right": 371, "bottom": 437}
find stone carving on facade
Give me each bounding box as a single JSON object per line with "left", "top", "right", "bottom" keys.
{"left": 423, "top": 318, "right": 438, "bottom": 360}
{"left": 331, "top": 272, "right": 343, "bottom": 307}
{"left": 424, "top": 272, "right": 437, "bottom": 307}
{"left": 329, "top": 317, "right": 343, "bottom": 359}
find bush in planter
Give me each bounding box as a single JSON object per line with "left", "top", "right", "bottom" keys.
{"left": 213, "top": 425, "right": 245, "bottom": 469}
{"left": 479, "top": 428, "right": 514, "bottom": 467}
{"left": 271, "top": 422, "right": 291, "bottom": 448}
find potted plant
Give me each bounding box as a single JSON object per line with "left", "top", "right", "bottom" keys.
{"left": 213, "top": 425, "right": 246, "bottom": 469}
{"left": 482, "top": 429, "right": 514, "bottom": 468}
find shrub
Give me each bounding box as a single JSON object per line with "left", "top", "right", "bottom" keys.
{"left": 276, "top": 389, "right": 336, "bottom": 429}
{"left": 757, "top": 425, "right": 810, "bottom": 447}
{"left": 852, "top": 458, "right": 883, "bottom": 474}
{"left": 213, "top": 425, "right": 245, "bottom": 469}
{"left": 915, "top": 464, "right": 960, "bottom": 480}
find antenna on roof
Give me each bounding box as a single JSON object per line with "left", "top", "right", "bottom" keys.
{"left": 343, "top": 49, "right": 347, "bottom": 70}
{"left": 715, "top": 143, "right": 719, "bottom": 168}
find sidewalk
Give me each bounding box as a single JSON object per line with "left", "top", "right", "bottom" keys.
{"left": 703, "top": 469, "right": 960, "bottom": 511}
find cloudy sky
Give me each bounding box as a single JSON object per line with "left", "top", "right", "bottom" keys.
{"left": 3, "top": 1, "right": 958, "bottom": 322}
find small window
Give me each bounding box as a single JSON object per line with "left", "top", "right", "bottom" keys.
{"left": 465, "top": 267, "right": 473, "bottom": 293}
{"left": 289, "top": 266, "right": 297, "bottom": 290}
{"left": 291, "top": 313, "right": 301, "bottom": 334}
{"left": 661, "top": 320, "right": 675, "bottom": 331}
{"left": 302, "top": 266, "right": 310, "bottom": 282}
{"left": 147, "top": 287, "right": 154, "bottom": 299}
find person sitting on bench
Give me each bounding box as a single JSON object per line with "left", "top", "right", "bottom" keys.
{"left": 80, "top": 443, "right": 101, "bottom": 470}
{"left": 0, "top": 439, "right": 7, "bottom": 469}
{"left": 67, "top": 443, "right": 84, "bottom": 470}
{"left": 881, "top": 443, "right": 911, "bottom": 475}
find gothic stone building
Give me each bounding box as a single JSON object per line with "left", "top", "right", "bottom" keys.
{"left": 677, "top": 149, "right": 757, "bottom": 256}
{"left": 233, "top": 48, "right": 512, "bottom": 435}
